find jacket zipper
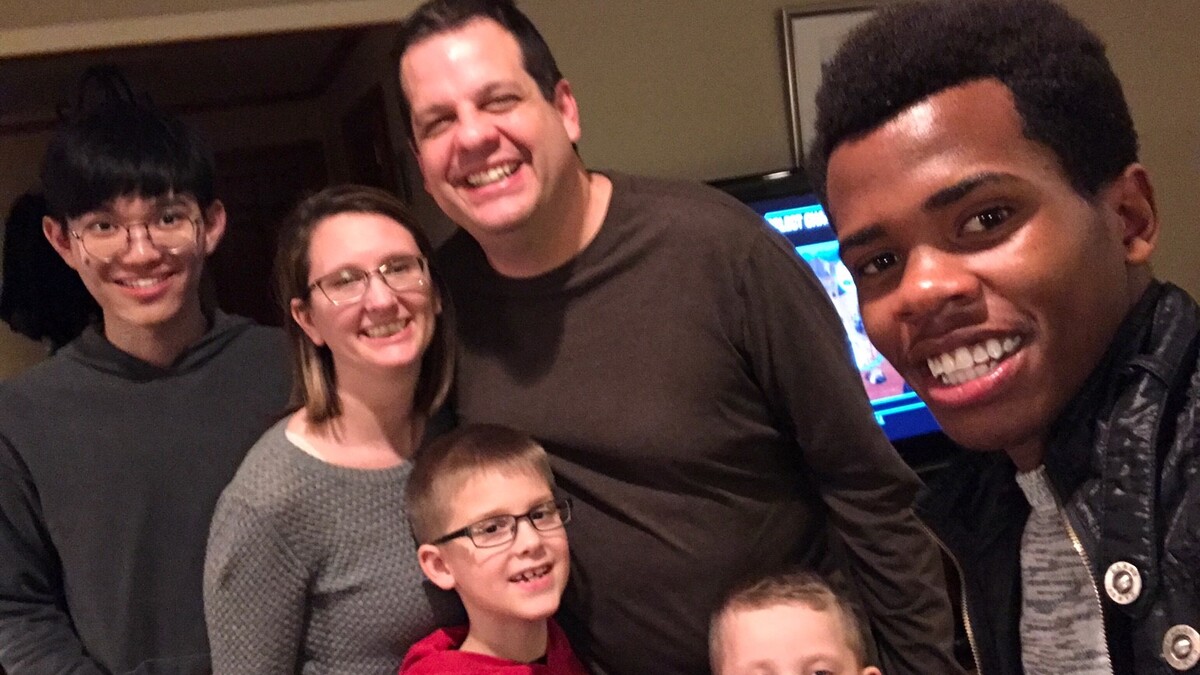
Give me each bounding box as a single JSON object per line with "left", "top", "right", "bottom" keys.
{"left": 918, "top": 521, "right": 984, "bottom": 675}
{"left": 1059, "top": 511, "right": 1115, "bottom": 675}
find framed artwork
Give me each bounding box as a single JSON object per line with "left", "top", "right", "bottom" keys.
{"left": 782, "top": 3, "right": 877, "bottom": 166}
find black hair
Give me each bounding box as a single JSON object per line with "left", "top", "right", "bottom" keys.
{"left": 0, "top": 192, "right": 98, "bottom": 350}
{"left": 392, "top": 0, "right": 563, "bottom": 141}
{"left": 39, "top": 68, "right": 217, "bottom": 227}
{"left": 807, "top": 0, "right": 1138, "bottom": 207}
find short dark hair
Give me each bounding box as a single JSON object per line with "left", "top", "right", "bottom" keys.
{"left": 274, "top": 184, "right": 455, "bottom": 425}
{"left": 406, "top": 423, "right": 554, "bottom": 544}
{"left": 807, "top": 0, "right": 1138, "bottom": 209}
{"left": 710, "top": 570, "right": 869, "bottom": 672}
{"left": 392, "top": 0, "right": 563, "bottom": 142}
{"left": 40, "top": 98, "right": 217, "bottom": 227}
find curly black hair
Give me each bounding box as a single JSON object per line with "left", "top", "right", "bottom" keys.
{"left": 806, "top": 0, "right": 1138, "bottom": 209}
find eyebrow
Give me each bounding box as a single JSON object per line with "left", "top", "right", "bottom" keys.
{"left": 837, "top": 171, "right": 1017, "bottom": 253}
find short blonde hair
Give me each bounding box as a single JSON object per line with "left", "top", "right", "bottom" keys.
{"left": 710, "top": 570, "right": 869, "bottom": 671}
{"left": 406, "top": 423, "right": 555, "bottom": 544}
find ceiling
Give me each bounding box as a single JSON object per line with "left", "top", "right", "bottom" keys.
{"left": 0, "top": 26, "right": 371, "bottom": 133}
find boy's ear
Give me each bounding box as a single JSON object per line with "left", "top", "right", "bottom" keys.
{"left": 1105, "top": 163, "right": 1159, "bottom": 265}
{"left": 417, "top": 543, "right": 457, "bottom": 591}
{"left": 201, "top": 199, "right": 228, "bottom": 256}
{"left": 42, "top": 216, "right": 79, "bottom": 270}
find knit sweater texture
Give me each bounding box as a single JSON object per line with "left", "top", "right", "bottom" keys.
{"left": 204, "top": 419, "right": 465, "bottom": 675}
{"left": 0, "top": 312, "right": 290, "bottom": 674}
{"left": 436, "top": 171, "right": 959, "bottom": 675}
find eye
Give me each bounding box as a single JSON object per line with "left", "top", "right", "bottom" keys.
{"left": 962, "top": 205, "right": 1014, "bottom": 234}
{"left": 483, "top": 94, "right": 520, "bottom": 112}
{"left": 326, "top": 269, "right": 364, "bottom": 289}
{"left": 471, "top": 517, "right": 510, "bottom": 537}
{"left": 84, "top": 220, "right": 119, "bottom": 236}
{"left": 154, "top": 209, "right": 190, "bottom": 230}
{"left": 858, "top": 251, "right": 900, "bottom": 277}
{"left": 418, "top": 113, "right": 454, "bottom": 140}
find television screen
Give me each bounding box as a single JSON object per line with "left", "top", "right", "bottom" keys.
{"left": 712, "top": 171, "right": 943, "bottom": 446}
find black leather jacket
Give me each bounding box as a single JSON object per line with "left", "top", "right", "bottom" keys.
{"left": 918, "top": 282, "right": 1200, "bottom": 675}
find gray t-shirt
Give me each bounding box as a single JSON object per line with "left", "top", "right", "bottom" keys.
{"left": 1015, "top": 465, "right": 1111, "bottom": 675}
{"left": 204, "top": 419, "right": 463, "bottom": 674}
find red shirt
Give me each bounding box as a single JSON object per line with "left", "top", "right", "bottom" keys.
{"left": 400, "top": 619, "right": 590, "bottom": 674}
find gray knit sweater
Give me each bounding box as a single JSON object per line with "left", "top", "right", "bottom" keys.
{"left": 203, "top": 419, "right": 463, "bottom": 674}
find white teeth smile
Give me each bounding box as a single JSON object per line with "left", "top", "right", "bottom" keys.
{"left": 362, "top": 319, "right": 410, "bottom": 338}
{"left": 510, "top": 564, "right": 551, "bottom": 583}
{"left": 119, "top": 277, "right": 166, "bottom": 288}
{"left": 465, "top": 163, "right": 518, "bottom": 187}
{"left": 927, "top": 336, "right": 1022, "bottom": 386}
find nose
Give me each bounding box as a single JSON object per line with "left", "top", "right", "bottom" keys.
{"left": 120, "top": 223, "right": 163, "bottom": 263}
{"left": 361, "top": 273, "right": 399, "bottom": 310}
{"left": 453, "top": 108, "right": 499, "bottom": 152}
{"left": 894, "top": 245, "right": 982, "bottom": 325}
{"left": 510, "top": 517, "right": 544, "bottom": 555}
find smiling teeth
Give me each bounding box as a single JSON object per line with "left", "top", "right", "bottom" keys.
{"left": 511, "top": 564, "right": 550, "bottom": 583}
{"left": 466, "top": 163, "right": 517, "bottom": 187}
{"left": 121, "top": 277, "right": 164, "bottom": 288}
{"left": 363, "top": 319, "right": 409, "bottom": 338}
{"left": 927, "top": 336, "right": 1022, "bottom": 386}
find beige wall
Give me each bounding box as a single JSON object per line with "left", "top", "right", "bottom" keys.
{"left": 1, "top": 0, "right": 1197, "bottom": 377}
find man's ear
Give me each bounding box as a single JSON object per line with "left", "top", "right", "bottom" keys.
{"left": 42, "top": 216, "right": 80, "bottom": 270}
{"left": 201, "top": 200, "right": 228, "bottom": 256}
{"left": 417, "top": 543, "right": 457, "bottom": 591}
{"left": 1105, "top": 163, "right": 1159, "bottom": 266}
{"left": 553, "top": 79, "right": 582, "bottom": 144}
{"left": 290, "top": 297, "right": 324, "bottom": 347}
{"left": 861, "top": 667, "right": 882, "bottom": 675}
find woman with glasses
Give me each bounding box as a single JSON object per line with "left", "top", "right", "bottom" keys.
{"left": 204, "top": 185, "right": 463, "bottom": 674}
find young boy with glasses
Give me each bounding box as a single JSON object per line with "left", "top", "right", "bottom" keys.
{"left": 402, "top": 424, "right": 589, "bottom": 674}
{"left": 0, "top": 95, "right": 290, "bottom": 673}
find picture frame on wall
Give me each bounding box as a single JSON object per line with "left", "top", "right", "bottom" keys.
{"left": 782, "top": 3, "right": 877, "bottom": 166}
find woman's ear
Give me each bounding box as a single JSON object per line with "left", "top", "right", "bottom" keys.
{"left": 290, "top": 297, "right": 324, "bottom": 347}
{"left": 417, "top": 543, "right": 456, "bottom": 590}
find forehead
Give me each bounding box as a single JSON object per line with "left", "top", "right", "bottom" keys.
{"left": 400, "top": 18, "right": 530, "bottom": 106}
{"left": 825, "top": 80, "right": 1069, "bottom": 227}
{"left": 720, "top": 604, "right": 853, "bottom": 668}
{"left": 443, "top": 466, "right": 552, "bottom": 523}
{"left": 307, "top": 212, "right": 418, "bottom": 269}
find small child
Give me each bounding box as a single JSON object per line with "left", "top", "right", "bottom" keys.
{"left": 710, "top": 570, "right": 882, "bottom": 675}
{"left": 402, "top": 423, "right": 590, "bottom": 674}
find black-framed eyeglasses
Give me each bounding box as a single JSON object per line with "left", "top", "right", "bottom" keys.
{"left": 69, "top": 209, "right": 202, "bottom": 262}
{"left": 431, "top": 497, "right": 572, "bottom": 549}
{"left": 308, "top": 255, "right": 429, "bottom": 306}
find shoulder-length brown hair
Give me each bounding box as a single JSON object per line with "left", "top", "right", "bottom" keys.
{"left": 274, "top": 184, "right": 454, "bottom": 425}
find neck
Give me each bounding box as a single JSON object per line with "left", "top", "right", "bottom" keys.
{"left": 483, "top": 169, "right": 612, "bottom": 279}
{"left": 299, "top": 365, "right": 423, "bottom": 467}
{"left": 103, "top": 302, "right": 208, "bottom": 368}
{"left": 1007, "top": 438, "right": 1046, "bottom": 473}
{"left": 459, "top": 616, "right": 548, "bottom": 663}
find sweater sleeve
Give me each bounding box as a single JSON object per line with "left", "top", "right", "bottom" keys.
{"left": 0, "top": 435, "right": 107, "bottom": 675}
{"left": 203, "top": 493, "right": 309, "bottom": 675}
{"left": 736, "top": 233, "right": 965, "bottom": 675}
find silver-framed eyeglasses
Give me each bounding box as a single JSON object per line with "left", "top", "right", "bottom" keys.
{"left": 308, "top": 255, "right": 429, "bottom": 306}
{"left": 70, "top": 208, "right": 201, "bottom": 262}
{"left": 431, "top": 497, "right": 572, "bottom": 548}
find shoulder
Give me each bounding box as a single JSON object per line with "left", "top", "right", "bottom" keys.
{"left": 605, "top": 171, "right": 766, "bottom": 239}
{"left": 216, "top": 420, "right": 314, "bottom": 515}
{"left": 399, "top": 626, "right": 470, "bottom": 674}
